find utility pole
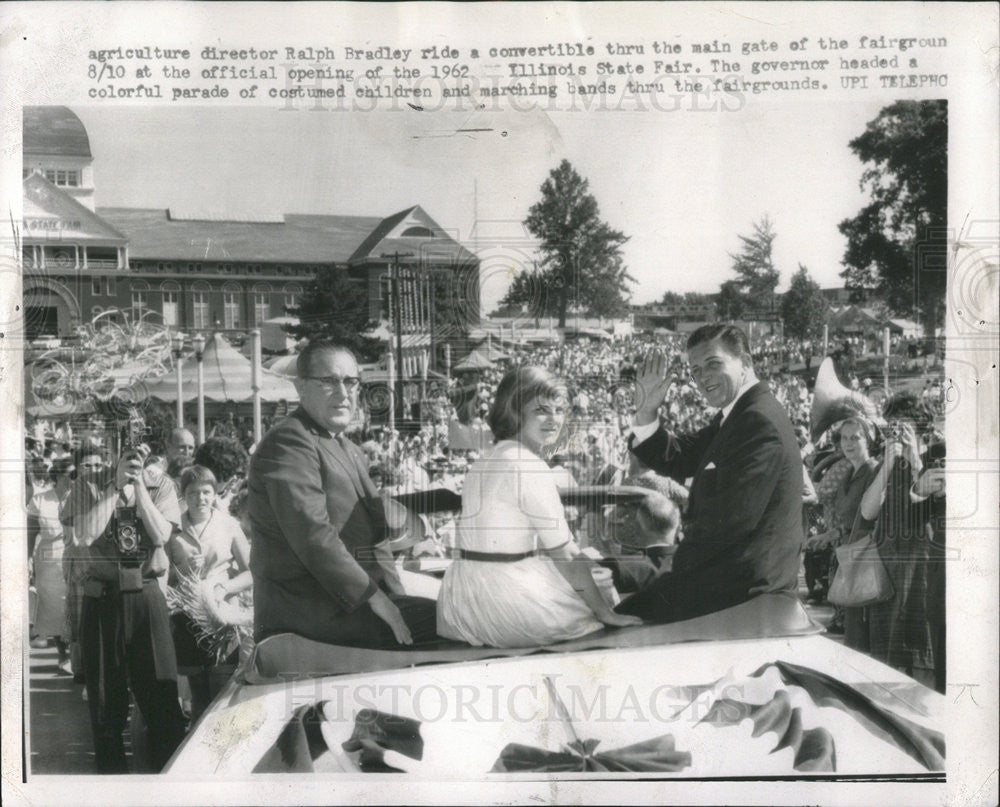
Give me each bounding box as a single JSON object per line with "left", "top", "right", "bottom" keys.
{"left": 384, "top": 251, "right": 415, "bottom": 424}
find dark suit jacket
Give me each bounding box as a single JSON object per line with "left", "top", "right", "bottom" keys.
{"left": 622, "top": 382, "right": 803, "bottom": 621}
{"left": 248, "top": 408, "right": 394, "bottom": 642}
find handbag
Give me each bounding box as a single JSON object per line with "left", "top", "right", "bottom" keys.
{"left": 827, "top": 532, "right": 894, "bottom": 607}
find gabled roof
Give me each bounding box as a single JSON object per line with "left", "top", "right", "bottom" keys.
{"left": 96, "top": 208, "right": 383, "bottom": 263}
{"left": 23, "top": 173, "right": 127, "bottom": 242}
{"left": 96, "top": 205, "right": 478, "bottom": 265}
{"left": 23, "top": 107, "right": 92, "bottom": 158}
{"left": 348, "top": 205, "right": 477, "bottom": 264}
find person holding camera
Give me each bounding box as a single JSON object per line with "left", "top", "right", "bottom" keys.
{"left": 64, "top": 443, "right": 187, "bottom": 773}
{"left": 855, "top": 394, "right": 944, "bottom": 690}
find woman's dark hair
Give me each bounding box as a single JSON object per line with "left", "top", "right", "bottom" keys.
{"left": 193, "top": 437, "right": 249, "bottom": 486}
{"left": 180, "top": 464, "right": 218, "bottom": 494}
{"left": 487, "top": 366, "right": 567, "bottom": 442}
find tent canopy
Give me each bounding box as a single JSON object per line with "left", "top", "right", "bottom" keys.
{"left": 452, "top": 350, "right": 493, "bottom": 371}
{"left": 141, "top": 333, "right": 298, "bottom": 403}
{"left": 477, "top": 340, "right": 510, "bottom": 361}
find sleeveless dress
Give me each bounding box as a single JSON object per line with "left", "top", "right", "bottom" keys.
{"left": 436, "top": 440, "right": 603, "bottom": 648}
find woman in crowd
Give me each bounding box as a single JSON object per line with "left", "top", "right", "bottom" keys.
{"left": 192, "top": 436, "right": 250, "bottom": 511}
{"left": 167, "top": 465, "right": 252, "bottom": 721}
{"left": 27, "top": 458, "right": 73, "bottom": 671}
{"left": 856, "top": 394, "right": 940, "bottom": 689}
{"left": 807, "top": 415, "right": 880, "bottom": 648}
{"left": 437, "top": 366, "right": 641, "bottom": 648}
{"left": 59, "top": 440, "right": 111, "bottom": 683}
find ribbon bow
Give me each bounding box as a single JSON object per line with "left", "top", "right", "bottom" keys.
{"left": 492, "top": 735, "right": 692, "bottom": 773}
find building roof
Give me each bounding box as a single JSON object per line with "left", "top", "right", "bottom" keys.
{"left": 96, "top": 206, "right": 478, "bottom": 265}
{"left": 96, "top": 208, "right": 383, "bottom": 263}
{"left": 23, "top": 173, "right": 127, "bottom": 243}
{"left": 348, "top": 205, "right": 477, "bottom": 264}
{"left": 23, "top": 107, "right": 92, "bottom": 159}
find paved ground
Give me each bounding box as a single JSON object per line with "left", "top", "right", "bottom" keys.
{"left": 25, "top": 642, "right": 95, "bottom": 775}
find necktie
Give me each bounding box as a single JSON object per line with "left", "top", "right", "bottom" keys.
{"left": 709, "top": 410, "right": 724, "bottom": 433}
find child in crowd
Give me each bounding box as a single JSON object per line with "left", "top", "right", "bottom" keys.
{"left": 167, "top": 465, "right": 252, "bottom": 723}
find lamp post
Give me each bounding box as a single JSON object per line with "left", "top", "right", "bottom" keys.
{"left": 382, "top": 251, "right": 414, "bottom": 424}
{"left": 387, "top": 348, "right": 396, "bottom": 433}
{"left": 171, "top": 331, "right": 185, "bottom": 429}
{"left": 250, "top": 329, "right": 262, "bottom": 444}
{"left": 193, "top": 333, "right": 206, "bottom": 444}
{"left": 883, "top": 326, "right": 891, "bottom": 394}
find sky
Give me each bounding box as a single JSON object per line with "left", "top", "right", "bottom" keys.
{"left": 75, "top": 98, "right": 889, "bottom": 313}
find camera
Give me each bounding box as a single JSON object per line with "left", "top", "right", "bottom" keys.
{"left": 115, "top": 502, "right": 141, "bottom": 556}
{"left": 115, "top": 406, "right": 150, "bottom": 558}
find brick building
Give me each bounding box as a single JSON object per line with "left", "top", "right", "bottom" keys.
{"left": 21, "top": 106, "right": 478, "bottom": 375}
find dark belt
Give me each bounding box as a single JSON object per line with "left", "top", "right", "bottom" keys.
{"left": 458, "top": 549, "right": 536, "bottom": 563}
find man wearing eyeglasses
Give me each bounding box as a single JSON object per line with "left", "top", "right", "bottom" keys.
{"left": 248, "top": 340, "right": 438, "bottom": 649}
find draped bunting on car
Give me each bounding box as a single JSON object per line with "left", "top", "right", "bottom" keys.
{"left": 247, "top": 660, "right": 944, "bottom": 775}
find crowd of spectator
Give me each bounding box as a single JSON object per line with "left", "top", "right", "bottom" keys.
{"left": 24, "top": 327, "right": 949, "bottom": 771}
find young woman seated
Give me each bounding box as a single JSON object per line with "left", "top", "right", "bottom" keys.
{"left": 436, "top": 366, "right": 642, "bottom": 648}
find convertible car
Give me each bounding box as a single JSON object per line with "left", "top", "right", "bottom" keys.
{"left": 164, "top": 487, "right": 945, "bottom": 779}
{"left": 164, "top": 592, "right": 945, "bottom": 778}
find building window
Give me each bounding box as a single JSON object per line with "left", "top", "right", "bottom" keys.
{"left": 131, "top": 290, "right": 147, "bottom": 315}
{"left": 223, "top": 291, "right": 240, "bottom": 329}
{"left": 401, "top": 226, "right": 435, "bottom": 238}
{"left": 252, "top": 292, "right": 270, "bottom": 324}
{"left": 41, "top": 169, "right": 80, "bottom": 187}
{"left": 283, "top": 284, "right": 302, "bottom": 312}
{"left": 162, "top": 291, "right": 179, "bottom": 327}
{"left": 157, "top": 262, "right": 165, "bottom": 272}
{"left": 192, "top": 291, "right": 209, "bottom": 329}
{"left": 91, "top": 277, "right": 102, "bottom": 296}
{"left": 91, "top": 306, "right": 103, "bottom": 319}
{"left": 105, "top": 276, "right": 116, "bottom": 296}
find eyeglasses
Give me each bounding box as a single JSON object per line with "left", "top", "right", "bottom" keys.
{"left": 305, "top": 375, "right": 361, "bottom": 393}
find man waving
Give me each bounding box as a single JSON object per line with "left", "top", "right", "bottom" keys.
{"left": 615, "top": 324, "right": 803, "bottom": 623}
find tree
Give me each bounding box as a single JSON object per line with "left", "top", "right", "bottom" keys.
{"left": 728, "top": 216, "right": 780, "bottom": 314}
{"left": 659, "top": 291, "right": 714, "bottom": 307}
{"left": 716, "top": 279, "right": 746, "bottom": 320}
{"left": 283, "top": 266, "right": 383, "bottom": 361}
{"left": 781, "top": 264, "right": 830, "bottom": 341}
{"left": 499, "top": 160, "right": 633, "bottom": 327}
{"left": 838, "top": 100, "right": 947, "bottom": 333}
